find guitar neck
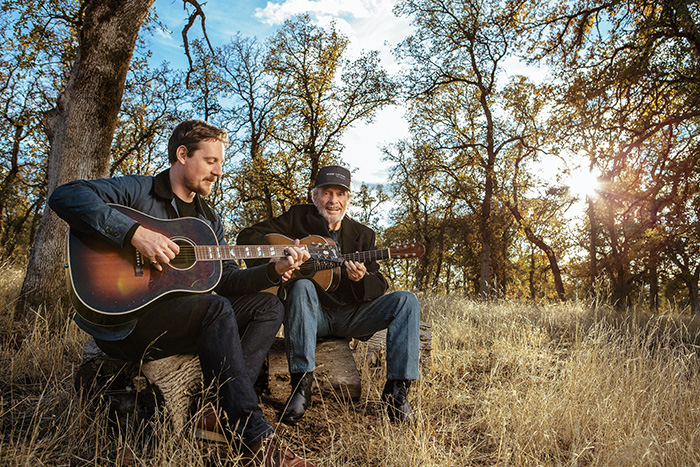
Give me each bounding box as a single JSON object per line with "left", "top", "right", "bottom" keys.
{"left": 341, "top": 248, "right": 391, "bottom": 264}
{"left": 194, "top": 244, "right": 300, "bottom": 261}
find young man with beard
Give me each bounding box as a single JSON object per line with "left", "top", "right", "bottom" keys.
{"left": 237, "top": 165, "right": 421, "bottom": 425}
{"left": 49, "top": 120, "right": 316, "bottom": 467}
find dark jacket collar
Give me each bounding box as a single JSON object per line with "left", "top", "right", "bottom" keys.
{"left": 340, "top": 213, "right": 360, "bottom": 239}
{"left": 154, "top": 169, "right": 217, "bottom": 222}
{"left": 153, "top": 169, "right": 175, "bottom": 200}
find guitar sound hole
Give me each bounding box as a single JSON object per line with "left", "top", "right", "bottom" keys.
{"left": 298, "top": 262, "right": 316, "bottom": 276}
{"left": 170, "top": 238, "right": 196, "bottom": 270}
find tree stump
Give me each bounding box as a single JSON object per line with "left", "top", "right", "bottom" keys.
{"left": 266, "top": 322, "right": 432, "bottom": 402}
{"left": 140, "top": 353, "right": 202, "bottom": 433}
{"left": 76, "top": 322, "right": 432, "bottom": 428}
{"left": 75, "top": 338, "right": 202, "bottom": 434}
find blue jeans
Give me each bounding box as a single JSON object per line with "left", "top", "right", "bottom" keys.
{"left": 284, "top": 279, "right": 421, "bottom": 380}
{"left": 95, "top": 292, "right": 281, "bottom": 445}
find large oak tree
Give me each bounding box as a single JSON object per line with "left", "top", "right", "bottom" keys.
{"left": 17, "top": 0, "right": 156, "bottom": 317}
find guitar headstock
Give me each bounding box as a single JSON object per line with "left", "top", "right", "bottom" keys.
{"left": 307, "top": 243, "right": 343, "bottom": 264}
{"left": 389, "top": 241, "right": 426, "bottom": 259}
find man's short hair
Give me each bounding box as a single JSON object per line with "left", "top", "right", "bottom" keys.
{"left": 168, "top": 120, "right": 228, "bottom": 163}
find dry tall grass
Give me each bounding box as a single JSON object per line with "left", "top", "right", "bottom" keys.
{"left": 2, "top": 271, "right": 700, "bottom": 466}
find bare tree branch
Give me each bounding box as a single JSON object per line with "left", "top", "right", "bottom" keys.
{"left": 181, "top": 0, "right": 215, "bottom": 87}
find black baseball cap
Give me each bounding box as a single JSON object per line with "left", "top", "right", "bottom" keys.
{"left": 314, "top": 165, "right": 351, "bottom": 191}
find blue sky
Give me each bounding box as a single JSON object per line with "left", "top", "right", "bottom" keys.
{"left": 150, "top": 0, "right": 277, "bottom": 66}
{"left": 147, "top": 0, "right": 413, "bottom": 188}
{"left": 144, "top": 0, "right": 594, "bottom": 207}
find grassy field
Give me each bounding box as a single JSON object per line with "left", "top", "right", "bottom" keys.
{"left": 2, "top": 267, "right": 700, "bottom": 466}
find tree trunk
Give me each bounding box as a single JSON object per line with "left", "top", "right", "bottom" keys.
{"left": 587, "top": 198, "right": 597, "bottom": 299}
{"left": 647, "top": 202, "right": 660, "bottom": 312}
{"left": 479, "top": 179, "right": 493, "bottom": 299}
{"left": 413, "top": 235, "right": 429, "bottom": 292}
{"left": 678, "top": 264, "right": 700, "bottom": 316}
{"left": 610, "top": 264, "right": 631, "bottom": 311}
{"left": 528, "top": 248, "right": 536, "bottom": 301}
{"left": 505, "top": 200, "right": 566, "bottom": 301}
{"left": 648, "top": 253, "right": 659, "bottom": 312}
{"left": 431, "top": 226, "right": 445, "bottom": 291}
{"left": 479, "top": 101, "right": 496, "bottom": 300}
{"left": 16, "top": 0, "right": 155, "bottom": 319}
{"left": 689, "top": 278, "right": 700, "bottom": 316}
{"left": 0, "top": 122, "right": 23, "bottom": 238}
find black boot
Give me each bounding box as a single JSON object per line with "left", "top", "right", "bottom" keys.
{"left": 281, "top": 372, "right": 313, "bottom": 424}
{"left": 381, "top": 379, "right": 415, "bottom": 422}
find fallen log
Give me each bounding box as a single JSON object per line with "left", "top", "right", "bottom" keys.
{"left": 76, "top": 321, "right": 432, "bottom": 428}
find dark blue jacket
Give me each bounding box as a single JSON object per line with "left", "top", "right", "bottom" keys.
{"left": 237, "top": 204, "right": 389, "bottom": 306}
{"left": 49, "top": 169, "right": 280, "bottom": 339}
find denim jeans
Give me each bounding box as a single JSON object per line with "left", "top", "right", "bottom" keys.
{"left": 95, "top": 292, "right": 282, "bottom": 445}
{"left": 284, "top": 279, "right": 421, "bottom": 380}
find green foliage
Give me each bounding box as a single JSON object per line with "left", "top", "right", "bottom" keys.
{"left": 262, "top": 14, "right": 396, "bottom": 199}
{"left": 348, "top": 182, "right": 391, "bottom": 231}
{"left": 215, "top": 15, "right": 398, "bottom": 233}
{"left": 112, "top": 63, "right": 188, "bottom": 177}
{"left": 390, "top": 0, "right": 568, "bottom": 299}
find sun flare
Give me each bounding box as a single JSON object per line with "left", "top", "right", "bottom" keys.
{"left": 567, "top": 167, "right": 601, "bottom": 200}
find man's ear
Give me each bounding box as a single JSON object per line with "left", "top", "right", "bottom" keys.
{"left": 175, "top": 145, "right": 188, "bottom": 164}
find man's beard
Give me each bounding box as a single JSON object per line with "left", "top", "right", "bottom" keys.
{"left": 185, "top": 176, "right": 214, "bottom": 197}
{"left": 316, "top": 205, "right": 345, "bottom": 225}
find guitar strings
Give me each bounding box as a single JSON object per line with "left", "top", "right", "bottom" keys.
{"left": 170, "top": 244, "right": 321, "bottom": 261}
{"left": 169, "top": 245, "right": 399, "bottom": 275}
{"left": 172, "top": 245, "right": 393, "bottom": 262}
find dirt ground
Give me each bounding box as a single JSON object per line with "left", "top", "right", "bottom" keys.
{"left": 257, "top": 380, "right": 386, "bottom": 459}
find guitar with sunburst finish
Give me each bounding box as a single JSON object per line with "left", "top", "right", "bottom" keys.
{"left": 66, "top": 205, "right": 341, "bottom": 325}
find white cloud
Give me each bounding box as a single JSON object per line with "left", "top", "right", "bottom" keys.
{"left": 343, "top": 105, "right": 408, "bottom": 186}
{"left": 254, "top": 0, "right": 372, "bottom": 25}
{"left": 255, "top": 0, "right": 412, "bottom": 73}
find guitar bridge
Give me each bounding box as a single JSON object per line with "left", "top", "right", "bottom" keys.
{"left": 133, "top": 249, "right": 144, "bottom": 277}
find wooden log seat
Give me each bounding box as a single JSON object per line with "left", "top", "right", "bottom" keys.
{"left": 75, "top": 321, "right": 431, "bottom": 429}
{"left": 75, "top": 338, "right": 201, "bottom": 434}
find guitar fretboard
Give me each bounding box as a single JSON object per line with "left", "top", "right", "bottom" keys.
{"left": 310, "top": 249, "right": 390, "bottom": 271}
{"left": 342, "top": 249, "right": 391, "bottom": 264}
{"left": 192, "top": 244, "right": 304, "bottom": 261}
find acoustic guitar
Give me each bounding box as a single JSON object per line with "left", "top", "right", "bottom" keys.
{"left": 66, "top": 205, "right": 340, "bottom": 325}
{"left": 261, "top": 233, "right": 425, "bottom": 294}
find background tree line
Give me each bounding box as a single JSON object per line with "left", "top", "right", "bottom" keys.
{"left": 0, "top": 0, "right": 697, "bottom": 317}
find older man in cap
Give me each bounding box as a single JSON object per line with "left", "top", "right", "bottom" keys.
{"left": 237, "top": 165, "right": 421, "bottom": 424}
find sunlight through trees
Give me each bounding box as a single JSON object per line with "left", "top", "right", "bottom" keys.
{"left": 1, "top": 0, "right": 697, "bottom": 315}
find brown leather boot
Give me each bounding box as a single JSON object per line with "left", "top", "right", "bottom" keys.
{"left": 243, "top": 435, "right": 317, "bottom": 467}
{"left": 194, "top": 402, "right": 228, "bottom": 443}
